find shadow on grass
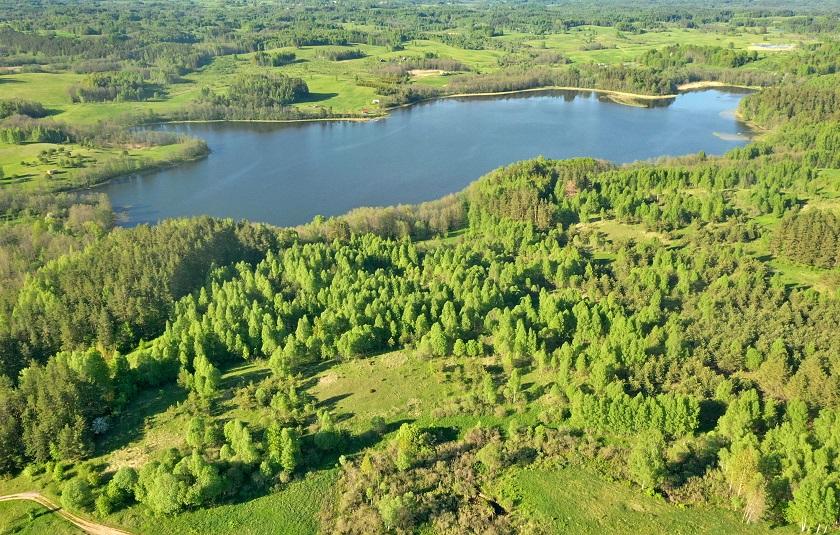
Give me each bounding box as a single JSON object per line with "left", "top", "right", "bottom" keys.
{"left": 318, "top": 392, "right": 352, "bottom": 410}
{"left": 298, "top": 92, "right": 338, "bottom": 104}
{"left": 424, "top": 425, "right": 459, "bottom": 444}
{"left": 95, "top": 382, "right": 187, "bottom": 455}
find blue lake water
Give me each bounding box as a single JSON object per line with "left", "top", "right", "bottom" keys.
{"left": 96, "top": 88, "right": 754, "bottom": 227}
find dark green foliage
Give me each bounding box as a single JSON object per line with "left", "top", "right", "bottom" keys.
{"left": 772, "top": 209, "right": 840, "bottom": 269}
{"left": 252, "top": 51, "right": 296, "bottom": 67}
{"left": 69, "top": 71, "right": 152, "bottom": 102}
{"left": 0, "top": 116, "right": 73, "bottom": 144}
{"left": 314, "top": 48, "right": 365, "bottom": 61}
{"left": 17, "top": 352, "right": 110, "bottom": 463}
{"left": 0, "top": 99, "right": 48, "bottom": 119}
{"left": 639, "top": 44, "right": 759, "bottom": 69}
{"left": 8, "top": 217, "right": 281, "bottom": 364}
{"left": 226, "top": 73, "right": 309, "bottom": 107}
{"left": 740, "top": 74, "right": 840, "bottom": 127}
{"left": 0, "top": 376, "right": 23, "bottom": 473}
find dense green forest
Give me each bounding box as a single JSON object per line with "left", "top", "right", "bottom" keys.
{"left": 0, "top": 0, "right": 839, "bottom": 534}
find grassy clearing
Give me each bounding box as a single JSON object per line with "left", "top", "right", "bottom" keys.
{"left": 583, "top": 219, "right": 670, "bottom": 244}
{"left": 310, "top": 351, "right": 458, "bottom": 434}
{"left": 504, "top": 466, "right": 797, "bottom": 535}
{"left": 0, "top": 500, "right": 84, "bottom": 535}
{"left": 106, "top": 470, "right": 335, "bottom": 535}
{"left": 0, "top": 141, "right": 196, "bottom": 191}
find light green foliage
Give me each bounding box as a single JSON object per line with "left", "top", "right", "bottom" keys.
{"left": 786, "top": 470, "right": 839, "bottom": 533}
{"left": 377, "top": 492, "right": 416, "bottom": 529}
{"left": 266, "top": 423, "right": 301, "bottom": 473}
{"left": 222, "top": 420, "right": 260, "bottom": 464}
{"left": 61, "top": 477, "right": 93, "bottom": 512}
{"left": 393, "top": 423, "right": 431, "bottom": 471}
{"left": 192, "top": 354, "right": 221, "bottom": 398}
{"left": 628, "top": 430, "right": 666, "bottom": 491}
{"left": 0, "top": 3, "right": 839, "bottom": 533}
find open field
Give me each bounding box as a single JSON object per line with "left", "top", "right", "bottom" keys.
{"left": 0, "top": 141, "right": 202, "bottom": 192}
{"left": 106, "top": 470, "right": 334, "bottom": 535}
{"left": 506, "top": 467, "right": 799, "bottom": 535}
{"left": 0, "top": 499, "right": 84, "bottom": 535}
{"left": 0, "top": 26, "right": 807, "bottom": 125}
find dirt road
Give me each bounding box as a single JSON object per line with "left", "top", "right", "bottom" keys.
{"left": 0, "top": 492, "right": 132, "bottom": 535}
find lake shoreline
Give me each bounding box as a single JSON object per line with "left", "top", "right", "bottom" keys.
{"left": 76, "top": 145, "right": 210, "bottom": 194}
{"left": 157, "top": 82, "right": 758, "bottom": 128}
{"left": 99, "top": 88, "right": 755, "bottom": 228}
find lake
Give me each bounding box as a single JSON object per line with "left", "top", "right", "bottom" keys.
{"left": 97, "top": 88, "right": 754, "bottom": 227}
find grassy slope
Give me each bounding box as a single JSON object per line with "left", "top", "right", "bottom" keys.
{"left": 107, "top": 470, "right": 334, "bottom": 535}
{"left": 0, "top": 500, "right": 84, "bottom": 535}
{"left": 506, "top": 467, "right": 797, "bottom": 535}
{"left": 0, "top": 346, "right": 815, "bottom": 534}
{"left": 0, "top": 142, "right": 194, "bottom": 192}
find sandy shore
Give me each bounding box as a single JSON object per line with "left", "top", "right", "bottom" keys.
{"left": 677, "top": 81, "right": 758, "bottom": 91}
{"left": 159, "top": 81, "right": 752, "bottom": 127}
{"left": 445, "top": 85, "right": 678, "bottom": 101}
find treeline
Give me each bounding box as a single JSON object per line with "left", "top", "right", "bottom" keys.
{"left": 0, "top": 191, "right": 113, "bottom": 321}
{"left": 740, "top": 74, "right": 840, "bottom": 127}
{"left": 447, "top": 64, "right": 679, "bottom": 96}
{"left": 771, "top": 209, "right": 840, "bottom": 269}
{"left": 199, "top": 73, "right": 309, "bottom": 109}
{"left": 0, "top": 99, "right": 48, "bottom": 119}
{"left": 68, "top": 71, "right": 154, "bottom": 103}
{"left": 314, "top": 48, "right": 366, "bottom": 61}
{"left": 639, "top": 44, "right": 760, "bottom": 69}
{"left": 296, "top": 194, "right": 466, "bottom": 241}
{"left": 0, "top": 27, "right": 111, "bottom": 65}
{"left": 252, "top": 51, "right": 296, "bottom": 67}
{"left": 0, "top": 116, "right": 73, "bottom": 144}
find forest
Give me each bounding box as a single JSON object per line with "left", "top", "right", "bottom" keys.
{"left": 0, "top": 0, "right": 839, "bottom": 534}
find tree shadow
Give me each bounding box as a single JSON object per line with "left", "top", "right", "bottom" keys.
{"left": 424, "top": 425, "right": 459, "bottom": 444}
{"left": 298, "top": 92, "right": 338, "bottom": 104}
{"left": 698, "top": 399, "right": 726, "bottom": 433}
{"left": 95, "top": 382, "right": 187, "bottom": 454}
{"left": 318, "top": 392, "right": 352, "bottom": 410}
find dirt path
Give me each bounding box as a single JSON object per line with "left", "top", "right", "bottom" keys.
{"left": 0, "top": 492, "right": 132, "bottom": 535}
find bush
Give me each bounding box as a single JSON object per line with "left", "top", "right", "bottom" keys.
{"left": 61, "top": 477, "right": 93, "bottom": 511}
